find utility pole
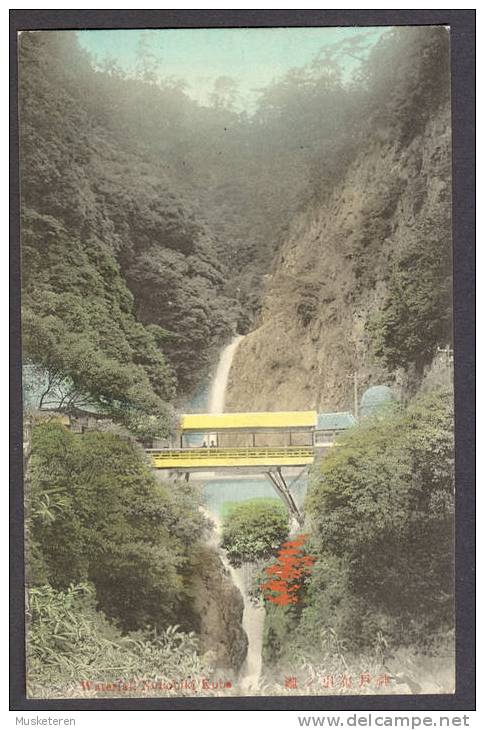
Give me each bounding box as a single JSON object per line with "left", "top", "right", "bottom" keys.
{"left": 348, "top": 372, "right": 359, "bottom": 420}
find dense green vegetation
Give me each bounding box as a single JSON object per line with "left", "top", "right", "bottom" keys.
{"left": 19, "top": 31, "right": 236, "bottom": 417}
{"left": 27, "top": 583, "right": 205, "bottom": 698}
{"left": 262, "top": 390, "right": 454, "bottom": 668}
{"left": 368, "top": 214, "right": 452, "bottom": 371}
{"left": 26, "top": 422, "right": 208, "bottom": 632}
{"left": 221, "top": 498, "right": 289, "bottom": 567}
{"left": 21, "top": 211, "right": 177, "bottom": 438}
{"left": 24, "top": 421, "right": 216, "bottom": 694}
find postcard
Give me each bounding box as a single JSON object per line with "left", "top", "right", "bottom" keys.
{"left": 15, "top": 20, "right": 460, "bottom": 702}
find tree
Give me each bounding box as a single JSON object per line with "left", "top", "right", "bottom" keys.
{"left": 304, "top": 389, "right": 454, "bottom": 648}
{"left": 20, "top": 206, "right": 177, "bottom": 435}
{"left": 135, "top": 31, "right": 162, "bottom": 84}
{"left": 260, "top": 534, "right": 315, "bottom": 606}
{"left": 220, "top": 499, "right": 289, "bottom": 567}
{"left": 27, "top": 422, "right": 209, "bottom": 632}
{"left": 209, "top": 76, "right": 239, "bottom": 110}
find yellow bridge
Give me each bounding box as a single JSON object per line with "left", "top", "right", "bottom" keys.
{"left": 144, "top": 410, "right": 343, "bottom": 472}
{"left": 145, "top": 409, "right": 353, "bottom": 526}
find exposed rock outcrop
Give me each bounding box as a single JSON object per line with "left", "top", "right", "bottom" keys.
{"left": 191, "top": 545, "right": 248, "bottom": 672}
{"left": 226, "top": 104, "right": 451, "bottom": 413}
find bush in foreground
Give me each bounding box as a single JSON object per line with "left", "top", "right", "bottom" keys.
{"left": 26, "top": 583, "right": 205, "bottom": 699}
{"left": 221, "top": 498, "right": 289, "bottom": 567}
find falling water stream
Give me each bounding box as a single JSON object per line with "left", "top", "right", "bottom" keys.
{"left": 207, "top": 335, "right": 245, "bottom": 414}
{"left": 204, "top": 335, "right": 266, "bottom": 692}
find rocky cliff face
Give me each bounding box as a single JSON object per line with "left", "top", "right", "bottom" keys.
{"left": 226, "top": 103, "right": 451, "bottom": 413}
{"left": 191, "top": 546, "right": 248, "bottom": 672}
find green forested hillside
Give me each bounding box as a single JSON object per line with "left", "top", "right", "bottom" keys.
{"left": 19, "top": 31, "right": 236, "bottom": 422}
{"left": 20, "top": 28, "right": 452, "bottom": 427}
{"left": 225, "top": 25, "right": 452, "bottom": 414}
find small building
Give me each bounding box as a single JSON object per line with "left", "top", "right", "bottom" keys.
{"left": 314, "top": 411, "right": 356, "bottom": 446}
{"left": 359, "top": 385, "right": 395, "bottom": 419}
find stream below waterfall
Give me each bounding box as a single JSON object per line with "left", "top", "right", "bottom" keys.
{"left": 202, "top": 334, "right": 266, "bottom": 692}
{"left": 185, "top": 333, "right": 309, "bottom": 691}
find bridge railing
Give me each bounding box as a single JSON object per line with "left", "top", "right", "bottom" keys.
{"left": 145, "top": 445, "right": 317, "bottom": 469}
{"left": 146, "top": 445, "right": 315, "bottom": 461}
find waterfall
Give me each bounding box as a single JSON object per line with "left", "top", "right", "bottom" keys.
{"left": 208, "top": 334, "right": 245, "bottom": 414}
{"left": 228, "top": 561, "right": 265, "bottom": 691}
{"left": 204, "top": 334, "right": 266, "bottom": 693}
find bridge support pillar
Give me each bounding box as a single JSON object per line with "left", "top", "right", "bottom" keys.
{"left": 264, "top": 468, "right": 304, "bottom": 527}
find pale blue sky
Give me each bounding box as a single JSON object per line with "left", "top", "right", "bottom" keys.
{"left": 77, "top": 26, "right": 389, "bottom": 110}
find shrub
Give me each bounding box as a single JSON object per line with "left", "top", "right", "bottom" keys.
{"left": 221, "top": 498, "right": 289, "bottom": 567}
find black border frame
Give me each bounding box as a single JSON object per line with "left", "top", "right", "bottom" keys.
{"left": 10, "top": 8, "right": 476, "bottom": 713}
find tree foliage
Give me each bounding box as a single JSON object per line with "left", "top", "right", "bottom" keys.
{"left": 367, "top": 215, "right": 452, "bottom": 371}
{"left": 27, "top": 422, "right": 209, "bottom": 632}
{"left": 18, "top": 30, "right": 236, "bottom": 405}
{"left": 260, "top": 534, "right": 315, "bottom": 606}
{"left": 221, "top": 499, "right": 289, "bottom": 567}
{"left": 21, "top": 209, "right": 176, "bottom": 436}
{"left": 360, "top": 26, "right": 450, "bottom": 144}
{"left": 302, "top": 390, "right": 454, "bottom": 650}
